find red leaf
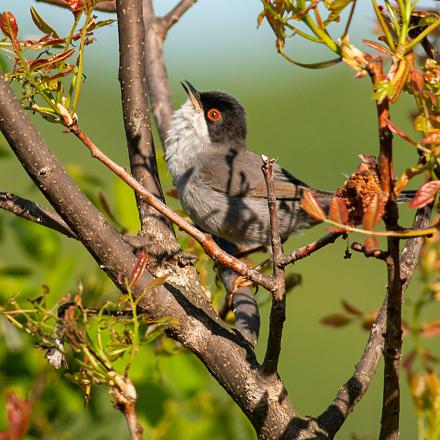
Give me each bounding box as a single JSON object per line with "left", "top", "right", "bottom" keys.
{"left": 321, "top": 314, "right": 351, "bottom": 327}
{"left": 384, "top": 116, "right": 417, "bottom": 145}
{"left": 411, "top": 68, "right": 424, "bottom": 95}
{"left": 341, "top": 299, "right": 362, "bottom": 316}
{"left": 0, "top": 11, "right": 18, "bottom": 39}
{"left": 362, "top": 39, "right": 393, "bottom": 56}
{"left": 301, "top": 190, "right": 326, "bottom": 222}
{"left": 409, "top": 180, "right": 440, "bottom": 208}
{"left": 0, "top": 392, "right": 30, "bottom": 440}
{"left": 69, "top": 0, "right": 84, "bottom": 14}
{"left": 329, "top": 196, "right": 349, "bottom": 225}
{"left": 28, "top": 48, "right": 75, "bottom": 71}
{"left": 362, "top": 193, "right": 384, "bottom": 230}
{"left": 129, "top": 252, "right": 148, "bottom": 288}
{"left": 420, "top": 318, "right": 440, "bottom": 338}
{"left": 25, "top": 37, "right": 66, "bottom": 50}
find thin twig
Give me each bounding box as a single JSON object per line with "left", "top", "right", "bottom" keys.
{"left": 109, "top": 373, "right": 143, "bottom": 440}
{"left": 0, "top": 192, "right": 76, "bottom": 239}
{"left": 62, "top": 119, "right": 276, "bottom": 292}
{"left": 35, "top": 0, "right": 116, "bottom": 12}
{"left": 261, "top": 156, "right": 286, "bottom": 376}
{"left": 342, "top": 0, "right": 357, "bottom": 38}
{"left": 279, "top": 232, "right": 342, "bottom": 266}
{"left": 351, "top": 242, "right": 388, "bottom": 260}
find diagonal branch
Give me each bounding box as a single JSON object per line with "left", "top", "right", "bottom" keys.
{"left": 261, "top": 156, "right": 286, "bottom": 376}
{"left": 116, "top": 0, "right": 176, "bottom": 253}
{"left": 279, "top": 232, "right": 342, "bottom": 266}
{"left": 62, "top": 118, "right": 277, "bottom": 292}
{"left": 0, "top": 192, "right": 76, "bottom": 239}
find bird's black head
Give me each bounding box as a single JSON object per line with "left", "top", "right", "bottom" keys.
{"left": 181, "top": 80, "right": 247, "bottom": 147}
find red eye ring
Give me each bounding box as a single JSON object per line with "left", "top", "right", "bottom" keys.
{"left": 207, "top": 108, "right": 222, "bottom": 122}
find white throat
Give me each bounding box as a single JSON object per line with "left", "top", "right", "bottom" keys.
{"left": 165, "top": 100, "right": 211, "bottom": 182}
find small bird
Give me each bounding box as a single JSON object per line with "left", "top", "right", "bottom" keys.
{"left": 166, "top": 82, "right": 415, "bottom": 247}
{"left": 165, "top": 81, "right": 333, "bottom": 247}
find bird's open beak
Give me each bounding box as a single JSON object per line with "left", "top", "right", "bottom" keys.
{"left": 181, "top": 80, "right": 202, "bottom": 112}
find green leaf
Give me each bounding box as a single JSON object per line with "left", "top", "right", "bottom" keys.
{"left": 0, "top": 266, "right": 33, "bottom": 277}
{"left": 91, "top": 19, "right": 116, "bottom": 31}
{"left": 30, "top": 7, "right": 59, "bottom": 38}
{"left": 324, "top": 0, "right": 353, "bottom": 25}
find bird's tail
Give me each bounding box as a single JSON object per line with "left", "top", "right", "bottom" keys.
{"left": 397, "top": 190, "right": 416, "bottom": 203}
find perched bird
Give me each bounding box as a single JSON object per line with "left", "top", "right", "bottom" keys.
{"left": 165, "top": 81, "right": 413, "bottom": 247}
{"left": 165, "top": 81, "right": 333, "bottom": 247}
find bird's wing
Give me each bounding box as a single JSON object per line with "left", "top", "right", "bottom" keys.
{"left": 196, "top": 149, "right": 318, "bottom": 200}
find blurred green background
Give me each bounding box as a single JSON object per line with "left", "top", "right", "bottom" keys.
{"left": 0, "top": 1, "right": 438, "bottom": 439}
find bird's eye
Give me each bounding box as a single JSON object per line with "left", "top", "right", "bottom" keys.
{"left": 207, "top": 108, "right": 222, "bottom": 122}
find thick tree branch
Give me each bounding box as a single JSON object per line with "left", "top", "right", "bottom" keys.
{"left": 116, "top": 0, "right": 177, "bottom": 253}
{"left": 0, "top": 192, "right": 76, "bottom": 239}
{"left": 142, "top": 0, "right": 174, "bottom": 145}
{"left": 261, "top": 157, "right": 286, "bottom": 377}
{"left": 0, "top": 192, "right": 167, "bottom": 251}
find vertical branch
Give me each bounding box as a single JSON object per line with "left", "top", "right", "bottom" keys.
{"left": 369, "top": 60, "right": 402, "bottom": 440}
{"left": 142, "top": 0, "right": 175, "bottom": 145}
{"left": 116, "top": 0, "right": 173, "bottom": 239}
{"left": 261, "top": 156, "right": 286, "bottom": 376}
{"left": 142, "top": 0, "right": 197, "bottom": 146}
{"left": 110, "top": 374, "right": 143, "bottom": 440}
{"left": 116, "top": 0, "right": 184, "bottom": 264}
